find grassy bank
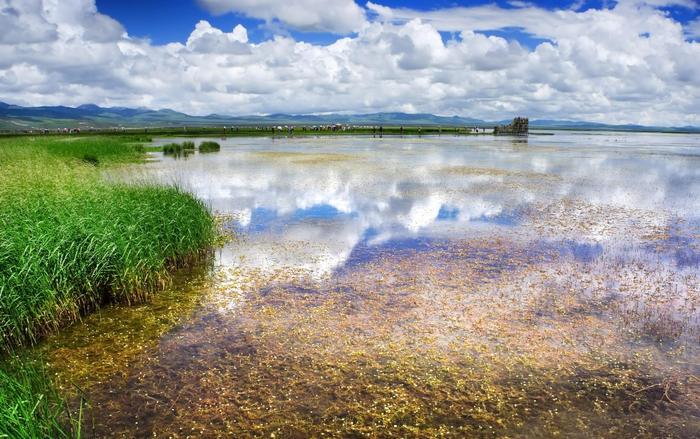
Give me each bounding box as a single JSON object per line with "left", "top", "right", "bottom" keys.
{"left": 0, "top": 136, "right": 216, "bottom": 435}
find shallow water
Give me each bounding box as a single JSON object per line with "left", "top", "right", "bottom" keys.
{"left": 42, "top": 132, "right": 700, "bottom": 436}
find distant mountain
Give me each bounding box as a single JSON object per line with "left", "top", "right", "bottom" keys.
{"left": 527, "top": 119, "right": 700, "bottom": 132}
{"left": 1, "top": 101, "right": 698, "bottom": 133}
{"left": 0, "top": 103, "right": 491, "bottom": 129}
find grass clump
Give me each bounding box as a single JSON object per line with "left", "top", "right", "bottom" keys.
{"left": 0, "top": 358, "right": 82, "bottom": 439}
{"left": 162, "top": 141, "right": 196, "bottom": 158}
{"left": 0, "top": 136, "right": 216, "bottom": 349}
{"left": 198, "top": 141, "right": 220, "bottom": 153}
{"left": 81, "top": 154, "right": 99, "bottom": 166}
{"left": 161, "top": 142, "right": 181, "bottom": 154}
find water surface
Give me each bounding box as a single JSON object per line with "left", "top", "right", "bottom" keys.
{"left": 42, "top": 132, "right": 700, "bottom": 436}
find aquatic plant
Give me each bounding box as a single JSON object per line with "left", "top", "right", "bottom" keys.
{"left": 70, "top": 247, "right": 699, "bottom": 437}
{"left": 198, "top": 141, "right": 220, "bottom": 153}
{"left": 0, "top": 358, "right": 82, "bottom": 439}
{"left": 161, "top": 142, "right": 181, "bottom": 154}
{"left": 162, "top": 141, "right": 196, "bottom": 158}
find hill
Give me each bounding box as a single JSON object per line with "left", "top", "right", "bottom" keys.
{"left": 1, "top": 102, "right": 698, "bottom": 133}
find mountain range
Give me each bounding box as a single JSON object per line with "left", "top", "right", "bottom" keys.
{"left": 1, "top": 101, "right": 698, "bottom": 133}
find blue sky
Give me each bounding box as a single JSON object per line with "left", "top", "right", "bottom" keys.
{"left": 2, "top": 0, "right": 700, "bottom": 125}
{"left": 96, "top": 0, "right": 699, "bottom": 45}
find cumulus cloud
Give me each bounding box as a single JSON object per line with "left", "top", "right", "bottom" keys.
{"left": 186, "top": 20, "right": 250, "bottom": 53}
{"left": 40, "top": 0, "right": 125, "bottom": 42}
{"left": 0, "top": 0, "right": 699, "bottom": 126}
{"left": 196, "top": 0, "right": 366, "bottom": 34}
{"left": 0, "top": 0, "right": 57, "bottom": 44}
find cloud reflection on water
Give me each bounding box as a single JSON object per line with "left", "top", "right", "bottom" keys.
{"left": 143, "top": 132, "right": 700, "bottom": 276}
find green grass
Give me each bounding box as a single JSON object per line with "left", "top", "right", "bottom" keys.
{"left": 162, "top": 141, "right": 196, "bottom": 158}
{"left": 0, "top": 358, "right": 83, "bottom": 439}
{"left": 0, "top": 135, "right": 216, "bottom": 435}
{"left": 0, "top": 136, "right": 216, "bottom": 348}
{"left": 161, "top": 142, "right": 180, "bottom": 154}
{"left": 198, "top": 141, "right": 220, "bottom": 153}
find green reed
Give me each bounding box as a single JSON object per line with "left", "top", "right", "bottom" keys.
{"left": 0, "top": 136, "right": 216, "bottom": 349}
{"left": 198, "top": 141, "right": 220, "bottom": 153}
{"left": 0, "top": 135, "right": 215, "bottom": 436}
{"left": 0, "top": 357, "right": 83, "bottom": 439}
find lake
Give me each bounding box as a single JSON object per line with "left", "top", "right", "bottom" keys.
{"left": 40, "top": 132, "right": 700, "bottom": 436}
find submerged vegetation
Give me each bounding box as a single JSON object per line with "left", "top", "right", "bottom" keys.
{"left": 65, "top": 240, "right": 700, "bottom": 437}
{"left": 0, "top": 135, "right": 216, "bottom": 435}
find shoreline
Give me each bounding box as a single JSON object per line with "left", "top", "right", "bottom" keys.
{"left": 0, "top": 135, "right": 218, "bottom": 437}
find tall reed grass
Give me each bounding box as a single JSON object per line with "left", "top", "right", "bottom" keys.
{"left": 162, "top": 141, "right": 196, "bottom": 158}
{"left": 0, "top": 136, "right": 216, "bottom": 436}
{"left": 0, "top": 136, "right": 216, "bottom": 348}
{"left": 0, "top": 358, "right": 83, "bottom": 438}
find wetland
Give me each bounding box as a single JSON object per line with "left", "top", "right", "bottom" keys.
{"left": 5, "top": 131, "right": 700, "bottom": 437}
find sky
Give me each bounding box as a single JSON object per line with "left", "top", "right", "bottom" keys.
{"left": 1, "top": 0, "right": 699, "bottom": 125}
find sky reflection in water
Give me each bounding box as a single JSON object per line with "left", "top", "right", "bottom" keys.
{"left": 43, "top": 132, "right": 700, "bottom": 437}
{"left": 147, "top": 132, "right": 700, "bottom": 276}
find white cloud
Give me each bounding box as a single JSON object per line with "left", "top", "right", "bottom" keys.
{"left": 0, "top": 0, "right": 699, "bottom": 126}
{"left": 40, "top": 0, "right": 125, "bottom": 42}
{"left": 0, "top": 0, "right": 57, "bottom": 44}
{"left": 196, "top": 0, "right": 366, "bottom": 34}
{"left": 186, "top": 20, "right": 250, "bottom": 53}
